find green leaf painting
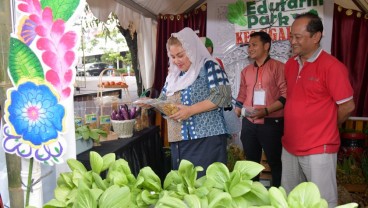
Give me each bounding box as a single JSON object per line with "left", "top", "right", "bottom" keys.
{"left": 308, "top": 9, "right": 319, "bottom": 16}
{"left": 227, "top": 0, "right": 247, "bottom": 26}
{"left": 41, "top": 0, "right": 80, "bottom": 21}
{"left": 8, "top": 37, "right": 44, "bottom": 85}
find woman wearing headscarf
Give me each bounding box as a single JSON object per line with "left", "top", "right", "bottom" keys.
{"left": 158, "top": 27, "right": 232, "bottom": 177}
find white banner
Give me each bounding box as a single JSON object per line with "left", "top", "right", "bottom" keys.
{"left": 235, "top": 0, "right": 324, "bottom": 44}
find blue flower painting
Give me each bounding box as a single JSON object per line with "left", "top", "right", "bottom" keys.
{"left": 8, "top": 82, "right": 64, "bottom": 145}
{"left": 3, "top": 81, "right": 66, "bottom": 164}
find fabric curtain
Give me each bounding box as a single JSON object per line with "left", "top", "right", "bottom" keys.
{"left": 185, "top": 6, "right": 207, "bottom": 37}
{"left": 86, "top": 0, "right": 117, "bottom": 22}
{"left": 331, "top": 4, "right": 368, "bottom": 116}
{"left": 137, "top": 16, "right": 157, "bottom": 90}
{"left": 153, "top": 4, "right": 207, "bottom": 92}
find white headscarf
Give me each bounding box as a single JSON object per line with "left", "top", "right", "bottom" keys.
{"left": 165, "top": 27, "right": 215, "bottom": 96}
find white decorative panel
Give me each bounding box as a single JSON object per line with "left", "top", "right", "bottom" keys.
{"left": 207, "top": 1, "right": 292, "bottom": 99}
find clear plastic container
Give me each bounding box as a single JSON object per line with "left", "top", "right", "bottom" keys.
{"left": 241, "top": 106, "right": 256, "bottom": 117}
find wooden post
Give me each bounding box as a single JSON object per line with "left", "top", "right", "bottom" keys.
{"left": 2, "top": 84, "right": 23, "bottom": 207}
{"left": 5, "top": 154, "right": 24, "bottom": 208}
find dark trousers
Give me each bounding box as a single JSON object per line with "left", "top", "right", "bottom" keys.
{"left": 170, "top": 134, "right": 228, "bottom": 178}
{"left": 240, "top": 117, "right": 283, "bottom": 187}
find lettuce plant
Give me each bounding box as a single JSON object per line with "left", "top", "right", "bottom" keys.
{"left": 44, "top": 151, "right": 359, "bottom": 208}
{"left": 75, "top": 125, "right": 107, "bottom": 143}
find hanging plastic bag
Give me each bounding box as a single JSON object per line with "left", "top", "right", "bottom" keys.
{"left": 223, "top": 108, "right": 241, "bottom": 135}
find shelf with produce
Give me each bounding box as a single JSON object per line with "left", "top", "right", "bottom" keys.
{"left": 97, "top": 83, "right": 128, "bottom": 88}
{"left": 97, "top": 68, "right": 131, "bottom": 103}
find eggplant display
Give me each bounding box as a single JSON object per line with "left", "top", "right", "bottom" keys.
{"left": 110, "top": 104, "right": 139, "bottom": 120}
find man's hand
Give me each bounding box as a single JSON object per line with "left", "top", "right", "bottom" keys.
{"left": 235, "top": 107, "right": 241, "bottom": 117}
{"left": 338, "top": 99, "right": 355, "bottom": 126}
{"left": 249, "top": 108, "right": 267, "bottom": 120}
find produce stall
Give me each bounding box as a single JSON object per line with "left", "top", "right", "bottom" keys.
{"left": 77, "top": 126, "right": 165, "bottom": 178}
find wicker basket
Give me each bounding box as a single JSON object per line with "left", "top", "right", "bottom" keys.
{"left": 111, "top": 119, "right": 136, "bottom": 138}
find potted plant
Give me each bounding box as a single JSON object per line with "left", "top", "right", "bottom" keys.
{"left": 75, "top": 125, "right": 107, "bottom": 154}
{"left": 117, "top": 67, "right": 128, "bottom": 76}
{"left": 227, "top": 143, "right": 245, "bottom": 171}
{"left": 337, "top": 155, "right": 367, "bottom": 193}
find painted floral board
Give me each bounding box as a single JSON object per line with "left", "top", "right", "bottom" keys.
{"left": 2, "top": 0, "right": 85, "bottom": 165}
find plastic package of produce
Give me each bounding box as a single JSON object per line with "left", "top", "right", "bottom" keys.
{"left": 133, "top": 99, "right": 179, "bottom": 116}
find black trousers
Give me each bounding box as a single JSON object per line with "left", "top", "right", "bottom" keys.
{"left": 240, "top": 117, "right": 283, "bottom": 187}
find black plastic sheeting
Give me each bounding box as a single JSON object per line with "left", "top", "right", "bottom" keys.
{"left": 77, "top": 126, "right": 166, "bottom": 180}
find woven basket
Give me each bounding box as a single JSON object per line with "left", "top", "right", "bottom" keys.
{"left": 111, "top": 119, "right": 136, "bottom": 138}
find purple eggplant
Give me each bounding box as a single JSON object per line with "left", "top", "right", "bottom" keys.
{"left": 120, "top": 107, "right": 130, "bottom": 120}
{"left": 115, "top": 113, "right": 123, "bottom": 120}
{"left": 135, "top": 106, "right": 141, "bottom": 115}
{"left": 111, "top": 110, "right": 117, "bottom": 120}
{"left": 119, "top": 108, "right": 125, "bottom": 119}
{"left": 123, "top": 104, "right": 129, "bottom": 114}
{"left": 129, "top": 107, "right": 136, "bottom": 119}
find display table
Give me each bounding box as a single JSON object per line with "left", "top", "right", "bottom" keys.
{"left": 77, "top": 126, "right": 164, "bottom": 178}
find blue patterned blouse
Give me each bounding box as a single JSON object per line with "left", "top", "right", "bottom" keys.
{"left": 160, "top": 60, "right": 231, "bottom": 140}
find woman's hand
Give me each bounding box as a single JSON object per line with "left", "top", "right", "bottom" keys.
{"left": 169, "top": 100, "right": 218, "bottom": 122}
{"left": 169, "top": 104, "right": 192, "bottom": 122}
{"left": 134, "top": 97, "right": 153, "bottom": 109}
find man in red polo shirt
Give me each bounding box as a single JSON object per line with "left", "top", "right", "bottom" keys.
{"left": 282, "top": 12, "right": 355, "bottom": 207}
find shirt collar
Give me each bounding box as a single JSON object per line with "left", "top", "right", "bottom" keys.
{"left": 294, "top": 47, "right": 323, "bottom": 65}
{"left": 254, "top": 55, "right": 271, "bottom": 67}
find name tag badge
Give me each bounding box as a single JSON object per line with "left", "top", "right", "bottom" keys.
{"left": 253, "top": 89, "right": 266, "bottom": 105}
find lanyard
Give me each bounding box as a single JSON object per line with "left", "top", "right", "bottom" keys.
{"left": 253, "top": 56, "right": 270, "bottom": 88}
{"left": 257, "top": 66, "right": 263, "bottom": 89}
